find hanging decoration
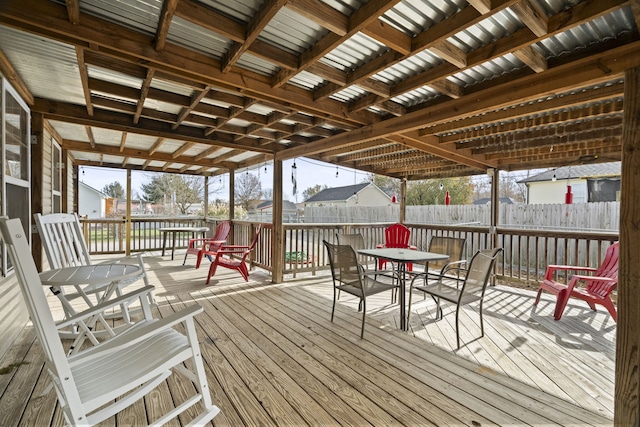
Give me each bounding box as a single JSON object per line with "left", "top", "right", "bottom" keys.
{"left": 291, "top": 160, "right": 297, "bottom": 196}
{"left": 565, "top": 185, "right": 573, "bottom": 204}
{"left": 264, "top": 163, "right": 267, "bottom": 174}
{"left": 335, "top": 165, "right": 339, "bottom": 178}
{"left": 445, "top": 191, "right": 451, "bottom": 205}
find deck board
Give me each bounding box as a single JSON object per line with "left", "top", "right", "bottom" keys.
{"left": 0, "top": 253, "right": 615, "bottom": 426}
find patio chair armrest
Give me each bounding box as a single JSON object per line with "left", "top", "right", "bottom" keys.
{"left": 441, "top": 259, "right": 468, "bottom": 275}
{"left": 56, "top": 285, "right": 155, "bottom": 330}
{"left": 544, "top": 265, "right": 597, "bottom": 280}
{"left": 218, "top": 245, "right": 250, "bottom": 254}
{"left": 69, "top": 304, "right": 204, "bottom": 364}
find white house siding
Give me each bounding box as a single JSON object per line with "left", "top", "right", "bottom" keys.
{"left": 347, "top": 186, "right": 391, "bottom": 207}
{"left": 527, "top": 179, "right": 587, "bottom": 204}
{"left": 42, "top": 124, "right": 53, "bottom": 214}
{"left": 78, "top": 183, "right": 105, "bottom": 219}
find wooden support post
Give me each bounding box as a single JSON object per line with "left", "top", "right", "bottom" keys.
{"left": 272, "top": 160, "right": 284, "bottom": 283}
{"left": 615, "top": 67, "right": 640, "bottom": 424}
{"left": 490, "top": 168, "right": 499, "bottom": 250}
{"left": 125, "top": 169, "right": 131, "bottom": 256}
{"left": 203, "top": 176, "right": 209, "bottom": 222}
{"left": 31, "top": 112, "right": 44, "bottom": 271}
{"left": 228, "top": 171, "right": 235, "bottom": 245}
{"left": 399, "top": 178, "right": 406, "bottom": 224}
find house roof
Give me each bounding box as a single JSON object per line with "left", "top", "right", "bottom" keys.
{"left": 305, "top": 183, "right": 374, "bottom": 203}
{"left": 519, "top": 161, "right": 621, "bottom": 183}
{"left": 473, "top": 197, "right": 515, "bottom": 205}
{"left": 0, "top": 1, "right": 634, "bottom": 180}
{"left": 79, "top": 181, "right": 106, "bottom": 197}
{"left": 256, "top": 200, "right": 298, "bottom": 211}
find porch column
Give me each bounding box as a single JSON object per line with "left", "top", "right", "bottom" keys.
{"left": 399, "top": 178, "right": 407, "bottom": 224}
{"left": 31, "top": 112, "right": 44, "bottom": 270}
{"left": 203, "top": 176, "right": 209, "bottom": 222}
{"left": 490, "top": 168, "right": 499, "bottom": 249}
{"left": 228, "top": 171, "right": 235, "bottom": 221}
{"left": 125, "top": 169, "right": 131, "bottom": 256}
{"left": 615, "top": 66, "right": 640, "bottom": 424}
{"left": 272, "top": 159, "right": 284, "bottom": 283}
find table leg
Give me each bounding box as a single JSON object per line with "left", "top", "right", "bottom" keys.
{"left": 161, "top": 232, "right": 168, "bottom": 256}
{"left": 171, "top": 232, "right": 177, "bottom": 260}
{"left": 399, "top": 262, "right": 407, "bottom": 331}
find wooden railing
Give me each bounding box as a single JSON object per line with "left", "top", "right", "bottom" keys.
{"left": 80, "top": 217, "right": 619, "bottom": 286}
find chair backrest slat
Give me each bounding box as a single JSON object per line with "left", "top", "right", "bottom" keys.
{"left": 213, "top": 221, "right": 231, "bottom": 242}
{"left": 588, "top": 242, "right": 619, "bottom": 297}
{"left": 34, "top": 213, "right": 92, "bottom": 269}
{"left": 428, "top": 236, "right": 466, "bottom": 271}
{"left": 384, "top": 223, "right": 410, "bottom": 249}
{"left": 461, "top": 248, "right": 502, "bottom": 297}
{"left": 336, "top": 233, "right": 367, "bottom": 265}
{"left": 323, "top": 241, "right": 362, "bottom": 290}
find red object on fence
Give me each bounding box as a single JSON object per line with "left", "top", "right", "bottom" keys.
{"left": 445, "top": 191, "right": 450, "bottom": 205}
{"left": 391, "top": 195, "right": 397, "bottom": 203}
{"left": 565, "top": 185, "right": 573, "bottom": 204}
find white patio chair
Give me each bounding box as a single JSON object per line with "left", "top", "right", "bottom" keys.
{"left": 0, "top": 217, "right": 220, "bottom": 426}
{"left": 34, "top": 213, "right": 152, "bottom": 334}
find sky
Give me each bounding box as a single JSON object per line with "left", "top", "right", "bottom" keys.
{"left": 78, "top": 157, "right": 374, "bottom": 203}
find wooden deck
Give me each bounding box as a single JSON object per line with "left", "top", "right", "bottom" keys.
{"left": 0, "top": 253, "right": 615, "bottom": 426}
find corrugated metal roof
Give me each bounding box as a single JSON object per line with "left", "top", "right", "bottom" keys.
{"left": 261, "top": 8, "right": 326, "bottom": 55}
{"left": 80, "top": 0, "right": 162, "bottom": 36}
{"left": 0, "top": 26, "right": 85, "bottom": 104}
{"left": 167, "top": 16, "right": 231, "bottom": 59}
{"left": 381, "top": 0, "right": 467, "bottom": 35}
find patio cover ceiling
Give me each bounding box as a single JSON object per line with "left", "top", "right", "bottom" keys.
{"left": 0, "top": 0, "right": 635, "bottom": 180}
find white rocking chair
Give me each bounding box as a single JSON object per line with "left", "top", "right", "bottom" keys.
{"left": 1, "top": 217, "right": 220, "bottom": 426}
{"left": 34, "top": 213, "right": 153, "bottom": 336}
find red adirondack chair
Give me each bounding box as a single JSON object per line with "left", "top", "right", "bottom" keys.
{"left": 376, "top": 223, "right": 417, "bottom": 271}
{"left": 183, "top": 221, "right": 231, "bottom": 268}
{"left": 206, "top": 225, "right": 262, "bottom": 284}
{"left": 534, "top": 241, "right": 619, "bottom": 321}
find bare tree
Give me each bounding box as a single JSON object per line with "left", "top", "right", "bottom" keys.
{"left": 235, "top": 172, "right": 263, "bottom": 211}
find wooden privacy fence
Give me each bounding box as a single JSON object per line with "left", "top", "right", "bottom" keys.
{"left": 305, "top": 202, "right": 620, "bottom": 231}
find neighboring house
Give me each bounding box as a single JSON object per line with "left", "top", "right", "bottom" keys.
{"left": 78, "top": 182, "right": 106, "bottom": 219}
{"left": 303, "top": 183, "right": 391, "bottom": 207}
{"left": 519, "top": 162, "right": 620, "bottom": 204}
{"left": 108, "top": 198, "right": 148, "bottom": 216}
{"left": 254, "top": 200, "right": 299, "bottom": 222}
{"left": 473, "top": 197, "right": 515, "bottom": 205}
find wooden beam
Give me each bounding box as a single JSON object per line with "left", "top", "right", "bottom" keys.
{"left": 75, "top": 47, "right": 93, "bottom": 116}
{"left": 511, "top": 0, "right": 549, "bottom": 37}
{"left": 271, "top": 0, "right": 402, "bottom": 87}
{"left": 466, "top": 0, "right": 492, "bottom": 14}
{"left": 33, "top": 98, "right": 275, "bottom": 153}
{"left": 84, "top": 125, "right": 95, "bottom": 148}
{"left": 222, "top": 0, "right": 287, "bottom": 72}
{"left": 281, "top": 41, "right": 640, "bottom": 160}
{"left": 286, "top": 0, "right": 348, "bottom": 36}
{"left": 119, "top": 132, "right": 127, "bottom": 152}
{"left": 0, "top": 0, "right": 375, "bottom": 128}
{"left": 134, "top": 68, "right": 155, "bottom": 124}
{"left": 513, "top": 45, "right": 547, "bottom": 73}
{"left": 0, "top": 48, "right": 34, "bottom": 106}
{"left": 430, "top": 40, "right": 467, "bottom": 68}
{"left": 62, "top": 139, "right": 238, "bottom": 169}
{"left": 173, "top": 86, "right": 211, "bottom": 130}
{"left": 155, "top": 0, "right": 178, "bottom": 51}
{"left": 65, "top": 0, "right": 79, "bottom": 25}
